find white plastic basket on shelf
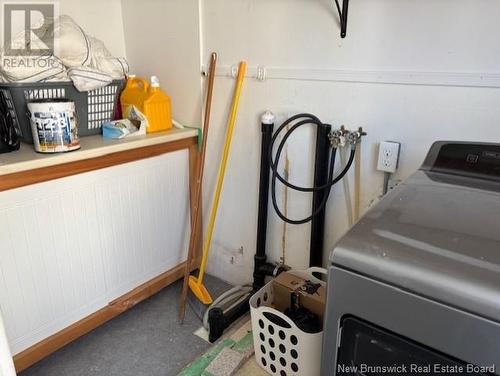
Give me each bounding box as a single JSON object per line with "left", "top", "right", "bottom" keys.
{"left": 249, "top": 267, "right": 327, "bottom": 376}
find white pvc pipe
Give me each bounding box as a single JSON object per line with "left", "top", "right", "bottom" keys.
{"left": 0, "top": 309, "right": 16, "bottom": 376}
{"left": 339, "top": 148, "right": 354, "bottom": 227}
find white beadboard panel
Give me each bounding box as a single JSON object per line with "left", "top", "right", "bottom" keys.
{"left": 0, "top": 306, "right": 16, "bottom": 376}
{"left": 0, "top": 150, "right": 190, "bottom": 354}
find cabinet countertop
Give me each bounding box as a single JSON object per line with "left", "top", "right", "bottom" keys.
{"left": 0, "top": 128, "right": 199, "bottom": 191}
{"left": 0, "top": 128, "right": 198, "bottom": 176}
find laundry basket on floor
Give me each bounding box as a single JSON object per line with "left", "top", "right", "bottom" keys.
{"left": 250, "top": 268, "right": 327, "bottom": 376}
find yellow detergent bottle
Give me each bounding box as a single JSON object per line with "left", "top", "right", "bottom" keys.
{"left": 143, "top": 76, "right": 173, "bottom": 133}
{"left": 120, "top": 75, "right": 149, "bottom": 115}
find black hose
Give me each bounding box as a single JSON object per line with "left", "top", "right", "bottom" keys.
{"left": 270, "top": 117, "right": 355, "bottom": 192}
{"left": 269, "top": 113, "right": 356, "bottom": 224}
{"left": 0, "top": 93, "right": 20, "bottom": 152}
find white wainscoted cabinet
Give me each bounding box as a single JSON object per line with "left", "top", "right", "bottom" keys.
{"left": 0, "top": 131, "right": 201, "bottom": 371}
{"left": 0, "top": 0, "right": 203, "bottom": 372}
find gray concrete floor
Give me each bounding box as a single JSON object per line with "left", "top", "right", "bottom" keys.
{"left": 20, "top": 275, "right": 230, "bottom": 376}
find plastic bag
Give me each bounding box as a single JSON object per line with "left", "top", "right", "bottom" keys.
{"left": 102, "top": 106, "right": 147, "bottom": 139}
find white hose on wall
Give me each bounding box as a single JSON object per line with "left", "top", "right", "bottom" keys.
{"left": 0, "top": 309, "right": 16, "bottom": 376}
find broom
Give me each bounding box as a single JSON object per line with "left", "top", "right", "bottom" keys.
{"left": 179, "top": 60, "right": 247, "bottom": 322}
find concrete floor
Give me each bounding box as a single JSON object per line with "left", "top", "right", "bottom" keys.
{"left": 179, "top": 315, "right": 266, "bottom": 376}
{"left": 20, "top": 275, "right": 231, "bottom": 376}
{"left": 229, "top": 319, "right": 267, "bottom": 376}
{"left": 237, "top": 358, "right": 267, "bottom": 376}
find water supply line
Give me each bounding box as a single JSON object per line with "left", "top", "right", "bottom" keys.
{"left": 269, "top": 114, "right": 365, "bottom": 267}
{"left": 269, "top": 114, "right": 364, "bottom": 225}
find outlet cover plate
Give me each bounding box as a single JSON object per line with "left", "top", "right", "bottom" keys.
{"left": 377, "top": 141, "right": 401, "bottom": 173}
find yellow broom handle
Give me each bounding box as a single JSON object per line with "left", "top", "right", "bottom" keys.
{"left": 198, "top": 61, "right": 247, "bottom": 283}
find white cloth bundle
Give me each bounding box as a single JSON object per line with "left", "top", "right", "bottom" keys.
{"left": 0, "top": 15, "right": 129, "bottom": 91}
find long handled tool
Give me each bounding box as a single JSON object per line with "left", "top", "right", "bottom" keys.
{"left": 178, "top": 53, "right": 218, "bottom": 323}
{"left": 180, "top": 61, "right": 247, "bottom": 321}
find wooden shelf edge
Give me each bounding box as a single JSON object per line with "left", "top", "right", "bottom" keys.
{"left": 13, "top": 257, "right": 202, "bottom": 373}
{"left": 0, "top": 136, "right": 197, "bottom": 192}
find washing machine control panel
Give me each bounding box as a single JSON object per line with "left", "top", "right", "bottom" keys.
{"left": 422, "top": 142, "right": 500, "bottom": 181}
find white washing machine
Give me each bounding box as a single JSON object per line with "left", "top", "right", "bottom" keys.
{"left": 322, "top": 142, "right": 500, "bottom": 375}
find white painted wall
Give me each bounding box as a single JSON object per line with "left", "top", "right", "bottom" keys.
{"left": 121, "top": 0, "right": 203, "bottom": 126}
{"left": 0, "top": 0, "right": 127, "bottom": 57}
{"left": 58, "top": 0, "right": 127, "bottom": 57}
{"left": 0, "top": 151, "right": 190, "bottom": 354}
{"left": 199, "top": 0, "right": 500, "bottom": 284}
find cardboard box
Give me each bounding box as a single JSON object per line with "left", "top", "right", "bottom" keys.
{"left": 272, "top": 271, "right": 326, "bottom": 321}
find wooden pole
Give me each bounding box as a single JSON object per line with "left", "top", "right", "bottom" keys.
{"left": 178, "top": 53, "right": 217, "bottom": 322}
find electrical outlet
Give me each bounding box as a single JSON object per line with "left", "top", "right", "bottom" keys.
{"left": 377, "top": 141, "right": 401, "bottom": 173}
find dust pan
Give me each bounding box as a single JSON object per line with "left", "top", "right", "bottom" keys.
{"left": 188, "top": 275, "right": 213, "bottom": 305}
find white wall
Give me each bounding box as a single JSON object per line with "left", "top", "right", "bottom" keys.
{"left": 199, "top": 0, "right": 500, "bottom": 284}
{"left": 0, "top": 0, "right": 127, "bottom": 57}
{"left": 121, "top": 0, "right": 203, "bottom": 126}
{"left": 202, "top": 0, "right": 500, "bottom": 71}
{"left": 58, "top": 0, "right": 127, "bottom": 57}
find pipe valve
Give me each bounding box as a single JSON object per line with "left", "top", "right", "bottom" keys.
{"left": 329, "top": 126, "right": 366, "bottom": 147}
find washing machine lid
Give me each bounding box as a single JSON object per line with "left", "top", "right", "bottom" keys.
{"left": 331, "top": 142, "right": 500, "bottom": 323}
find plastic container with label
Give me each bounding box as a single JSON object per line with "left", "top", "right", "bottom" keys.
{"left": 27, "top": 99, "right": 81, "bottom": 153}
{"left": 120, "top": 75, "right": 149, "bottom": 115}
{"left": 120, "top": 75, "right": 172, "bottom": 133}
{"left": 143, "top": 76, "right": 172, "bottom": 133}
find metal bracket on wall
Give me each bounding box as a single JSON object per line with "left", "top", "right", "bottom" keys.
{"left": 334, "top": 0, "right": 349, "bottom": 38}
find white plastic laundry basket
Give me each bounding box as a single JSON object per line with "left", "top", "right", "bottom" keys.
{"left": 250, "top": 267, "right": 327, "bottom": 376}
